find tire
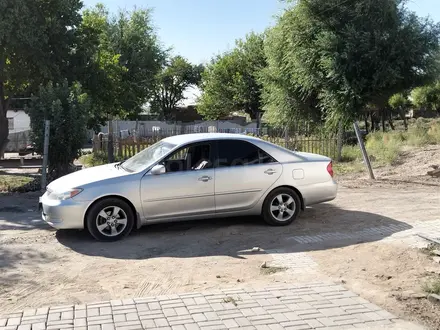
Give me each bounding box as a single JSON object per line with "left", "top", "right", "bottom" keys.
{"left": 86, "top": 198, "right": 135, "bottom": 241}
{"left": 262, "top": 187, "right": 301, "bottom": 226}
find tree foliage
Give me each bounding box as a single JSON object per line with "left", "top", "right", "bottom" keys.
{"left": 198, "top": 33, "right": 266, "bottom": 121}
{"left": 28, "top": 81, "right": 90, "bottom": 178}
{"left": 411, "top": 82, "right": 440, "bottom": 113}
{"left": 0, "top": 0, "right": 82, "bottom": 154}
{"left": 262, "top": 0, "right": 440, "bottom": 129}
{"left": 150, "top": 56, "right": 203, "bottom": 120}
{"left": 389, "top": 93, "right": 409, "bottom": 109}
{"left": 76, "top": 5, "right": 165, "bottom": 129}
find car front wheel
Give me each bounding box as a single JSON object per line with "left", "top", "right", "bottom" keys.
{"left": 86, "top": 198, "right": 135, "bottom": 241}
{"left": 262, "top": 188, "right": 301, "bottom": 226}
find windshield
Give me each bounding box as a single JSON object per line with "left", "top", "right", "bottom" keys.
{"left": 122, "top": 140, "right": 176, "bottom": 172}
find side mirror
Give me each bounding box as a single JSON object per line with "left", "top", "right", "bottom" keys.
{"left": 150, "top": 164, "right": 166, "bottom": 175}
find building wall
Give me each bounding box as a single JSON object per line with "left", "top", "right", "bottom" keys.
{"left": 7, "top": 110, "right": 31, "bottom": 132}
{"left": 5, "top": 110, "right": 31, "bottom": 152}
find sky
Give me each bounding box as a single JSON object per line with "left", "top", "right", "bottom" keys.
{"left": 81, "top": 0, "right": 440, "bottom": 65}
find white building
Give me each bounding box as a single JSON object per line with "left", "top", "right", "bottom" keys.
{"left": 7, "top": 109, "right": 30, "bottom": 132}
{"left": 6, "top": 110, "right": 31, "bottom": 152}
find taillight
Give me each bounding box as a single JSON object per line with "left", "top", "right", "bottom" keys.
{"left": 327, "top": 161, "right": 334, "bottom": 177}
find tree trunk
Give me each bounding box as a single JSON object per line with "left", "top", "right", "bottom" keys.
{"left": 0, "top": 113, "right": 8, "bottom": 159}
{"left": 256, "top": 110, "right": 261, "bottom": 136}
{"left": 0, "top": 53, "right": 9, "bottom": 159}
{"left": 395, "top": 106, "right": 408, "bottom": 130}
{"left": 364, "top": 114, "right": 369, "bottom": 134}
{"left": 388, "top": 108, "right": 395, "bottom": 130}
{"left": 381, "top": 109, "right": 386, "bottom": 132}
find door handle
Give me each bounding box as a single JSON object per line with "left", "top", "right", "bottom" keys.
{"left": 198, "top": 176, "right": 212, "bottom": 182}
{"left": 264, "top": 169, "right": 277, "bottom": 175}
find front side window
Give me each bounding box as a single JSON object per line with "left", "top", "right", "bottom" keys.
{"left": 163, "top": 143, "right": 212, "bottom": 173}
{"left": 217, "top": 140, "right": 277, "bottom": 167}
{"left": 122, "top": 141, "right": 176, "bottom": 172}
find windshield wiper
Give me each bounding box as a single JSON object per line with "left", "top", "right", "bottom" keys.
{"left": 114, "top": 161, "right": 125, "bottom": 170}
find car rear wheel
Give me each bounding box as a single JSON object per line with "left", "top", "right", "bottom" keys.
{"left": 86, "top": 198, "right": 134, "bottom": 241}
{"left": 262, "top": 188, "right": 301, "bottom": 226}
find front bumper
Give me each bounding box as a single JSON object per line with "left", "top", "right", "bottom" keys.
{"left": 39, "top": 193, "right": 88, "bottom": 230}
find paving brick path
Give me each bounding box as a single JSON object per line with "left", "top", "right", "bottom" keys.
{"left": 3, "top": 218, "right": 436, "bottom": 330}
{"left": 1, "top": 282, "right": 413, "bottom": 330}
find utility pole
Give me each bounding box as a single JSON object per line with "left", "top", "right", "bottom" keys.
{"left": 354, "top": 121, "right": 375, "bottom": 180}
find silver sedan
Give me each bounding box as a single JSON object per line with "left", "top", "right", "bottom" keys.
{"left": 40, "top": 133, "right": 338, "bottom": 241}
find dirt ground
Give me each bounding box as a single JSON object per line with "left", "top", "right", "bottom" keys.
{"left": 0, "top": 146, "right": 440, "bottom": 328}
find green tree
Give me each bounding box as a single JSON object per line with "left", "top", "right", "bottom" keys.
{"left": 75, "top": 5, "right": 165, "bottom": 129}
{"left": 0, "top": 0, "right": 83, "bottom": 156}
{"left": 150, "top": 56, "right": 203, "bottom": 120}
{"left": 198, "top": 33, "right": 266, "bottom": 126}
{"left": 263, "top": 0, "right": 440, "bottom": 129}
{"left": 411, "top": 82, "right": 440, "bottom": 114}
{"left": 110, "top": 8, "right": 166, "bottom": 119}
{"left": 28, "top": 81, "right": 90, "bottom": 178}
{"left": 74, "top": 4, "right": 127, "bottom": 131}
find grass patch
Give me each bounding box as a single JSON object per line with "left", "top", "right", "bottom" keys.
{"left": 423, "top": 279, "right": 440, "bottom": 295}
{"left": 338, "top": 118, "right": 440, "bottom": 170}
{"left": 78, "top": 152, "right": 111, "bottom": 167}
{"left": 341, "top": 145, "right": 362, "bottom": 162}
{"left": 365, "top": 131, "right": 406, "bottom": 164}
{"left": 260, "top": 266, "right": 288, "bottom": 275}
{"left": 333, "top": 161, "right": 365, "bottom": 175}
{"left": 0, "top": 174, "right": 38, "bottom": 192}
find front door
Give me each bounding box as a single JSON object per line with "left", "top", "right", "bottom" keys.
{"left": 141, "top": 142, "right": 215, "bottom": 221}
{"left": 214, "top": 139, "right": 282, "bottom": 213}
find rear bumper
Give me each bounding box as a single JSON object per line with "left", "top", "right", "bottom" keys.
{"left": 302, "top": 180, "right": 338, "bottom": 206}
{"left": 39, "top": 193, "right": 87, "bottom": 230}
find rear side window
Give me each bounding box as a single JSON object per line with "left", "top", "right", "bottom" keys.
{"left": 217, "top": 140, "right": 277, "bottom": 167}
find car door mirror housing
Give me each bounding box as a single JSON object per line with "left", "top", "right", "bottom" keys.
{"left": 151, "top": 164, "right": 166, "bottom": 175}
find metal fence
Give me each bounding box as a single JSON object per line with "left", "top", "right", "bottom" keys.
{"left": 94, "top": 122, "right": 338, "bottom": 160}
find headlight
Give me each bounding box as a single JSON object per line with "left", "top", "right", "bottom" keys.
{"left": 49, "top": 188, "right": 83, "bottom": 200}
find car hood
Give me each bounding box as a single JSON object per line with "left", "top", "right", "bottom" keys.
{"left": 47, "top": 163, "right": 131, "bottom": 192}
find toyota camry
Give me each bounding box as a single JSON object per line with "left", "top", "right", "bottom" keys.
{"left": 39, "top": 133, "right": 337, "bottom": 241}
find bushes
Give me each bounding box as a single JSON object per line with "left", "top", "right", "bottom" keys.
{"left": 341, "top": 145, "right": 362, "bottom": 162}
{"left": 79, "top": 152, "right": 114, "bottom": 168}
{"left": 365, "top": 131, "right": 405, "bottom": 164}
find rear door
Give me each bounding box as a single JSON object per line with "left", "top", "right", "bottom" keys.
{"left": 214, "top": 139, "right": 282, "bottom": 213}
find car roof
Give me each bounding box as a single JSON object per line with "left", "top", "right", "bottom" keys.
{"left": 162, "top": 133, "right": 262, "bottom": 145}
{"left": 162, "top": 133, "right": 308, "bottom": 162}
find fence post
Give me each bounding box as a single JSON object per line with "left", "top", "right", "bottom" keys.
{"left": 41, "top": 120, "right": 50, "bottom": 191}
{"left": 336, "top": 120, "right": 344, "bottom": 162}
{"left": 284, "top": 127, "right": 289, "bottom": 149}
{"left": 354, "top": 121, "right": 375, "bottom": 180}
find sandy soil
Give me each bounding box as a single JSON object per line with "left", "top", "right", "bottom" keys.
{"left": 1, "top": 146, "right": 440, "bottom": 328}
{"left": 338, "top": 144, "right": 440, "bottom": 188}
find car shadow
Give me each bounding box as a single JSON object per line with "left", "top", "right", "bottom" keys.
{"left": 56, "top": 203, "right": 413, "bottom": 260}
